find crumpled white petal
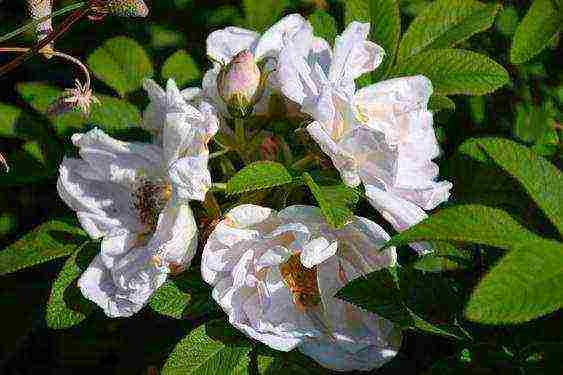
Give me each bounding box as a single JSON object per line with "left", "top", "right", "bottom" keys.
{"left": 201, "top": 204, "right": 401, "bottom": 371}
{"left": 206, "top": 27, "right": 259, "bottom": 65}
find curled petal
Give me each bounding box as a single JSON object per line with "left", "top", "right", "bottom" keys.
{"left": 328, "top": 22, "right": 385, "bottom": 92}
{"left": 254, "top": 14, "right": 313, "bottom": 61}
{"left": 71, "top": 128, "right": 163, "bottom": 188}
{"left": 307, "top": 122, "right": 361, "bottom": 187}
{"left": 206, "top": 27, "right": 259, "bottom": 64}
{"left": 168, "top": 156, "right": 212, "bottom": 202}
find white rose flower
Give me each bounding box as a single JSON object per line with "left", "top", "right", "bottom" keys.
{"left": 201, "top": 204, "right": 402, "bottom": 372}
{"left": 278, "top": 22, "right": 452, "bottom": 249}
{"left": 203, "top": 13, "right": 315, "bottom": 117}
{"left": 57, "top": 86, "right": 219, "bottom": 317}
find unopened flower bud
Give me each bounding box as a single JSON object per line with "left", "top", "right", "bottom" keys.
{"left": 105, "top": 0, "right": 149, "bottom": 17}
{"left": 217, "top": 50, "right": 263, "bottom": 118}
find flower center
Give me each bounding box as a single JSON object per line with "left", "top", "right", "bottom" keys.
{"left": 132, "top": 178, "right": 172, "bottom": 231}
{"left": 279, "top": 253, "right": 321, "bottom": 311}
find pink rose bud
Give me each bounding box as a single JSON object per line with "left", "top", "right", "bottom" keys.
{"left": 217, "top": 50, "right": 263, "bottom": 118}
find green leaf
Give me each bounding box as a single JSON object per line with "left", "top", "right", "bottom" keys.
{"left": 475, "top": 138, "right": 563, "bottom": 235}
{"left": 369, "top": 0, "right": 401, "bottom": 80}
{"left": 337, "top": 267, "right": 464, "bottom": 339}
{"left": 343, "top": 0, "right": 369, "bottom": 25}
{"left": 16, "top": 82, "right": 141, "bottom": 137}
{"left": 465, "top": 238, "right": 563, "bottom": 324}
{"left": 386, "top": 204, "right": 541, "bottom": 251}
{"left": 302, "top": 173, "right": 360, "bottom": 229}
{"left": 413, "top": 242, "right": 472, "bottom": 273}
{"left": 0, "top": 102, "right": 22, "bottom": 138}
{"left": 391, "top": 49, "right": 509, "bottom": 96}
{"left": 161, "top": 50, "right": 201, "bottom": 88}
{"left": 45, "top": 243, "right": 97, "bottom": 329}
{"left": 513, "top": 102, "right": 555, "bottom": 144}
{"left": 511, "top": 0, "right": 561, "bottom": 64}
{"left": 149, "top": 24, "right": 186, "bottom": 49}
{"left": 161, "top": 323, "right": 252, "bottom": 375}
{"left": 429, "top": 95, "right": 456, "bottom": 112}
{"left": 243, "top": 0, "right": 289, "bottom": 32}
{"left": 308, "top": 11, "right": 337, "bottom": 45}
{"left": 226, "top": 161, "right": 294, "bottom": 195}
{"left": 0, "top": 221, "right": 87, "bottom": 276}
{"left": 397, "top": 0, "right": 501, "bottom": 63}
{"left": 468, "top": 96, "right": 486, "bottom": 124}
{"left": 87, "top": 36, "right": 154, "bottom": 97}
{"left": 495, "top": 6, "right": 520, "bottom": 37}
{"left": 149, "top": 280, "right": 191, "bottom": 319}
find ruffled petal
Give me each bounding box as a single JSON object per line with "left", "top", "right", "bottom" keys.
{"left": 328, "top": 22, "right": 384, "bottom": 92}
{"left": 57, "top": 158, "right": 142, "bottom": 238}
{"left": 206, "top": 27, "right": 259, "bottom": 64}
{"left": 254, "top": 14, "right": 313, "bottom": 61}
{"left": 300, "top": 238, "right": 338, "bottom": 268}
{"left": 307, "top": 122, "right": 361, "bottom": 187}
{"left": 168, "top": 156, "right": 211, "bottom": 202}
{"left": 71, "top": 128, "right": 164, "bottom": 188}
{"left": 148, "top": 202, "right": 198, "bottom": 266}
{"left": 365, "top": 184, "right": 427, "bottom": 232}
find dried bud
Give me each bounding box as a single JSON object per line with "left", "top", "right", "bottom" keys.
{"left": 104, "top": 0, "right": 149, "bottom": 17}
{"left": 0, "top": 152, "right": 8, "bottom": 173}
{"left": 28, "top": 0, "right": 54, "bottom": 49}
{"left": 217, "top": 50, "right": 264, "bottom": 118}
{"left": 46, "top": 80, "right": 100, "bottom": 117}
{"left": 260, "top": 136, "right": 279, "bottom": 161}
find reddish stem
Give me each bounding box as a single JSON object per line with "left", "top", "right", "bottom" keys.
{"left": 0, "top": 6, "right": 90, "bottom": 77}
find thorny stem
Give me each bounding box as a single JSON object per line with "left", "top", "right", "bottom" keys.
{"left": 0, "top": 6, "right": 90, "bottom": 77}
{"left": 0, "top": 2, "right": 86, "bottom": 44}
{"left": 0, "top": 47, "right": 92, "bottom": 89}
{"left": 202, "top": 191, "right": 222, "bottom": 220}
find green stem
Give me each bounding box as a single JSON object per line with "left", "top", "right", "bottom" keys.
{"left": 235, "top": 118, "right": 246, "bottom": 146}
{"left": 202, "top": 191, "right": 222, "bottom": 220}
{"left": 290, "top": 154, "right": 318, "bottom": 172}
{"left": 210, "top": 182, "right": 227, "bottom": 192}
{"left": 0, "top": 2, "right": 86, "bottom": 44}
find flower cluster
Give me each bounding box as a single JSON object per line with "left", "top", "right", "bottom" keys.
{"left": 57, "top": 14, "right": 451, "bottom": 372}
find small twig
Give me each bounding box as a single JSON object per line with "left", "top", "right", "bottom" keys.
{"left": 0, "top": 47, "right": 92, "bottom": 89}
{"left": 0, "top": 6, "right": 90, "bottom": 77}
{"left": 209, "top": 148, "right": 231, "bottom": 160}
{"left": 0, "top": 2, "right": 86, "bottom": 44}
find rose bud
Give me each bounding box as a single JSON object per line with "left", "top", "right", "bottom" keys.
{"left": 217, "top": 50, "right": 264, "bottom": 118}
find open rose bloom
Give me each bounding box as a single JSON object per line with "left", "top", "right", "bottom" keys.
{"left": 57, "top": 79, "right": 218, "bottom": 317}
{"left": 202, "top": 204, "right": 402, "bottom": 371}
{"left": 278, "top": 21, "right": 452, "bottom": 250}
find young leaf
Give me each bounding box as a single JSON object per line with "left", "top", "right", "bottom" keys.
{"left": 386, "top": 204, "right": 541, "bottom": 251}
{"left": 149, "top": 280, "right": 191, "bottom": 319}
{"left": 243, "top": 0, "right": 289, "bottom": 32}
{"left": 161, "top": 50, "right": 201, "bottom": 88}
{"left": 476, "top": 138, "right": 563, "bottom": 235}
{"left": 0, "top": 221, "right": 87, "bottom": 276}
{"left": 391, "top": 49, "right": 509, "bottom": 96}
{"left": 465, "top": 238, "right": 563, "bottom": 324}
{"left": 511, "top": 0, "right": 561, "bottom": 64}
{"left": 343, "top": 0, "right": 369, "bottom": 25}
{"left": 0, "top": 102, "right": 22, "bottom": 138}
{"left": 302, "top": 173, "right": 360, "bottom": 229}
{"left": 45, "top": 242, "right": 97, "bottom": 329}
{"left": 87, "top": 36, "right": 154, "bottom": 97}
{"left": 161, "top": 323, "right": 252, "bottom": 374}
{"left": 226, "top": 161, "right": 294, "bottom": 195}
{"left": 429, "top": 95, "right": 456, "bottom": 112}
{"left": 397, "top": 0, "right": 501, "bottom": 62}
{"left": 308, "top": 11, "right": 337, "bottom": 44}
